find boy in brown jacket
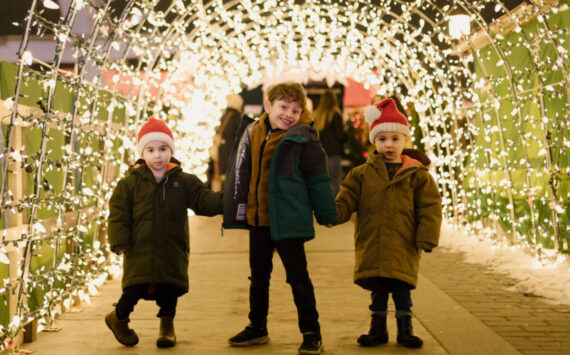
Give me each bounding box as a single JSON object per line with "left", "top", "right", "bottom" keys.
{"left": 334, "top": 98, "right": 442, "bottom": 348}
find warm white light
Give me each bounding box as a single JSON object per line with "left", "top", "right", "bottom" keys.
{"left": 449, "top": 14, "right": 471, "bottom": 39}
{"left": 43, "top": 0, "right": 60, "bottom": 10}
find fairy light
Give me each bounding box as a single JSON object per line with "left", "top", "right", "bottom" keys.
{"left": 0, "top": 0, "right": 569, "bottom": 350}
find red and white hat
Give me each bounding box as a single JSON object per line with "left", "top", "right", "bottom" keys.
{"left": 136, "top": 117, "right": 175, "bottom": 156}
{"left": 364, "top": 98, "right": 410, "bottom": 143}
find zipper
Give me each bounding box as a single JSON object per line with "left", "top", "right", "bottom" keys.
{"left": 162, "top": 175, "right": 169, "bottom": 200}
{"left": 254, "top": 129, "right": 271, "bottom": 226}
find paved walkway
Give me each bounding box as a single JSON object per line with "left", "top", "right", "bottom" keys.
{"left": 19, "top": 216, "right": 570, "bottom": 354}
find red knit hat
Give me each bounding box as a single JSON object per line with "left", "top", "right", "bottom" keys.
{"left": 136, "top": 117, "right": 175, "bottom": 156}
{"left": 364, "top": 98, "right": 410, "bottom": 143}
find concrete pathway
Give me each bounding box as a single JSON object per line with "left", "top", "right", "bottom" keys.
{"left": 18, "top": 216, "right": 568, "bottom": 354}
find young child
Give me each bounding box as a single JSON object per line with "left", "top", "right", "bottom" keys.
{"left": 223, "top": 82, "right": 336, "bottom": 354}
{"left": 105, "top": 117, "right": 223, "bottom": 348}
{"left": 334, "top": 98, "right": 441, "bottom": 348}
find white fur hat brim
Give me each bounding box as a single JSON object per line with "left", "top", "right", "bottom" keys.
{"left": 137, "top": 131, "right": 175, "bottom": 156}
{"left": 369, "top": 122, "right": 410, "bottom": 144}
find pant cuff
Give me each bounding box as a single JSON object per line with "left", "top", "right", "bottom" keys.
{"left": 395, "top": 310, "right": 412, "bottom": 318}
{"left": 371, "top": 310, "right": 387, "bottom": 317}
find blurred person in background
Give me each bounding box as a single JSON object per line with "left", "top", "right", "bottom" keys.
{"left": 313, "top": 90, "right": 347, "bottom": 196}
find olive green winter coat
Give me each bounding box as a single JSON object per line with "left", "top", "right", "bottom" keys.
{"left": 108, "top": 158, "right": 223, "bottom": 293}
{"left": 336, "top": 152, "right": 441, "bottom": 290}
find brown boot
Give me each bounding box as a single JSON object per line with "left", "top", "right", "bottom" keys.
{"left": 105, "top": 309, "right": 139, "bottom": 346}
{"left": 156, "top": 316, "right": 176, "bottom": 348}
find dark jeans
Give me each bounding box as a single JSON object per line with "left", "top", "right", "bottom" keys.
{"left": 248, "top": 226, "right": 320, "bottom": 336}
{"left": 115, "top": 283, "right": 181, "bottom": 320}
{"left": 369, "top": 277, "right": 413, "bottom": 318}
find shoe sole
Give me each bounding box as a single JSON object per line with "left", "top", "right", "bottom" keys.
{"left": 298, "top": 344, "right": 324, "bottom": 354}
{"left": 105, "top": 314, "right": 138, "bottom": 347}
{"left": 157, "top": 338, "right": 176, "bottom": 348}
{"left": 228, "top": 336, "right": 270, "bottom": 347}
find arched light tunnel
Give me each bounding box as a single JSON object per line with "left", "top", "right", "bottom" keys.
{"left": 0, "top": 0, "right": 568, "bottom": 348}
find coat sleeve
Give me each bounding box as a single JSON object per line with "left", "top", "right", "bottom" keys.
{"left": 335, "top": 168, "right": 361, "bottom": 224}
{"left": 185, "top": 173, "right": 223, "bottom": 216}
{"left": 108, "top": 178, "right": 133, "bottom": 253}
{"left": 299, "top": 140, "right": 337, "bottom": 225}
{"left": 413, "top": 170, "right": 442, "bottom": 251}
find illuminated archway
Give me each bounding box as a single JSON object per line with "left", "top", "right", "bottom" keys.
{"left": 0, "top": 0, "right": 568, "bottom": 348}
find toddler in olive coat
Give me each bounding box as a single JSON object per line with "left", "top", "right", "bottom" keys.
{"left": 105, "top": 117, "right": 223, "bottom": 348}
{"left": 334, "top": 98, "right": 442, "bottom": 348}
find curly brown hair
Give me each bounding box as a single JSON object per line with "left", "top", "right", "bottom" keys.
{"left": 266, "top": 82, "right": 307, "bottom": 110}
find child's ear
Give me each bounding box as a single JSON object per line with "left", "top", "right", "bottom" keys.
{"left": 263, "top": 99, "right": 271, "bottom": 113}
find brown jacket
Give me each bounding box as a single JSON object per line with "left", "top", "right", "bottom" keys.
{"left": 336, "top": 152, "right": 442, "bottom": 289}
{"left": 246, "top": 111, "right": 312, "bottom": 226}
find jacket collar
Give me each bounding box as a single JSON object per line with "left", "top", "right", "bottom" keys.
{"left": 368, "top": 151, "right": 426, "bottom": 180}
{"left": 130, "top": 157, "right": 182, "bottom": 179}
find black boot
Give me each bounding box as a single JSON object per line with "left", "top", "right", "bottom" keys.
{"left": 156, "top": 316, "right": 176, "bottom": 348}
{"left": 396, "top": 315, "right": 423, "bottom": 348}
{"left": 357, "top": 314, "right": 388, "bottom": 346}
{"left": 105, "top": 309, "right": 139, "bottom": 346}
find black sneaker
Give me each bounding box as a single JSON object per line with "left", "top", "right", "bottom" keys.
{"left": 228, "top": 324, "right": 269, "bottom": 346}
{"left": 298, "top": 332, "right": 323, "bottom": 354}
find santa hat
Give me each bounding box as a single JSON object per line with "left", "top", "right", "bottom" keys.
{"left": 136, "top": 117, "right": 175, "bottom": 156}
{"left": 364, "top": 98, "right": 410, "bottom": 143}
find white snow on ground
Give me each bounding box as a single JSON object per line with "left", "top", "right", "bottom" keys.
{"left": 439, "top": 221, "right": 570, "bottom": 306}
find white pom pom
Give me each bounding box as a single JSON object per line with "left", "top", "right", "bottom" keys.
{"left": 364, "top": 105, "right": 382, "bottom": 124}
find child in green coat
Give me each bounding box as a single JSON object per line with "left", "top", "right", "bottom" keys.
{"left": 105, "top": 117, "right": 223, "bottom": 348}
{"left": 224, "top": 82, "right": 336, "bottom": 354}
{"left": 334, "top": 98, "right": 442, "bottom": 349}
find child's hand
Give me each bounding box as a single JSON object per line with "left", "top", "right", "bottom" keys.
{"left": 417, "top": 248, "right": 422, "bottom": 257}
{"left": 325, "top": 224, "right": 333, "bottom": 228}
{"left": 116, "top": 248, "right": 128, "bottom": 255}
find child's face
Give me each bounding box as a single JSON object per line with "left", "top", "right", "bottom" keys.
{"left": 374, "top": 132, "right": 408, "bottom": 163}
{"left": 142, "top": 140, "right": 172, "bottom": 171}
{"left": 265, "top": 98, "right": 302, "bottom": 130}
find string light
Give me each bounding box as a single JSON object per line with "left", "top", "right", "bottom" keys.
{"left": 0, "top": 0, "right": 568, "bottom": 350}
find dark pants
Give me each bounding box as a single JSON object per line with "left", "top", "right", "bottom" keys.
{"left": 115, "top": 283, "right": 181, "bottom": 320}
{"left": 248, "top": 226, "right": 320, "bottom": 336}
{"left": 369, "top": 277, "right": 413, "bottom": 318}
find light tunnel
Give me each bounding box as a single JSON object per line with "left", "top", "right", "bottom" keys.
{"left": 0, "top": 0, "right": 568, "bottom": 348}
